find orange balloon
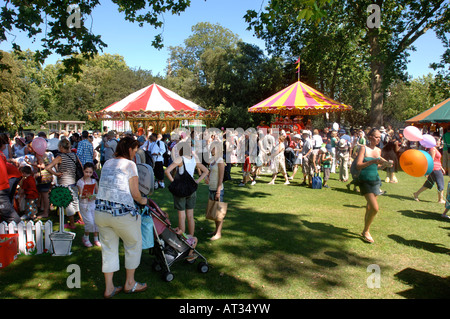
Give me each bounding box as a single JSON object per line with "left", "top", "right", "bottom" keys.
{"left": 399, "top": 149, "right": 428, "bottom": 177}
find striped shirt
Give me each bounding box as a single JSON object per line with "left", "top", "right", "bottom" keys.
{"left": 58, "top": 152, "right": 77, "bottom": 186}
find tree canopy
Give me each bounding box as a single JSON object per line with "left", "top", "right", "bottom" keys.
{"left": 245, "top": 0, "right": 450, "bottom": 126}
{"left": 0, "top": 0, "right": 191, "bottom": 76}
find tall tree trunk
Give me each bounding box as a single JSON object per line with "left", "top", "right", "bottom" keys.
{"left": 368, "top": 26, "right": 384, "bottom": 128}
{"left": 370, "top": 61, "right": 384, "bottom": 127}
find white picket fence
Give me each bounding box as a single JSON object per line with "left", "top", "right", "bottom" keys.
{"left": 0, "top": 220, "right": 53, "bottom": 255}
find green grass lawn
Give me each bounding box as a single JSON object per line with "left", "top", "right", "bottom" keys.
{"left": 1, "top": 166, "right": 449, "bottom": 299}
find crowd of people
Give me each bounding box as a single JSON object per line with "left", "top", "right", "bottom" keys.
{"left": 0, "top": 122, "right": 446, "bottom": 297}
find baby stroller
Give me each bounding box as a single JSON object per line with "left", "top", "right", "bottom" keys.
{"left": 145, "top": 198, "right": 209, "bottom": 282}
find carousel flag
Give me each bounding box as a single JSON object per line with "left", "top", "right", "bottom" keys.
{"left": 295, "top": 57, "right": 300, "bottom": 76}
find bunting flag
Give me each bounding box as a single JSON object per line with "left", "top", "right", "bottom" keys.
{"left": 248, "top": 80, "right": 352, "bottom": 116}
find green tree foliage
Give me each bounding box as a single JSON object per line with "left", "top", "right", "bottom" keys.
{"left": 3, "top": 51, "right": 164, "bottom": 130}
{"left": 0, "top": 0, "right": 192, "bottom": 77}
{"left": 166, "top": 22, "right": 287, "bottom": 129}
{"left": 245, "top": 0, "right": 450, "bottom": 127}
{"left": 0, "top": 51, "right": 24, "bottom": 131}
{"left": 384, "top": 74, "right": 446, "bottom": 126}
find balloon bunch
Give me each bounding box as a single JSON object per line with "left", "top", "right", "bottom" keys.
{"left": 403, "top": 126, "right": 436, "bottom": 148}
{"left": 400, "top": 126, "right": 435, "bottom": 177}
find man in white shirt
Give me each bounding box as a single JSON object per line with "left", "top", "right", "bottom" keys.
{"left": 301, "top": 130, "right": 315, "bottom": 186}
{"left": 146, "top": 133, "right": 166, "bottom": 189}
{"left": 261, "top": 128, "right": 276, "bottom": 165}
{"left": 312, "top": 129, "right": 323, "bottom": 154}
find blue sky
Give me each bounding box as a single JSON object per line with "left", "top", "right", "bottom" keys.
{"left": 0, "top": 0, "right": 447, "bottom": 79}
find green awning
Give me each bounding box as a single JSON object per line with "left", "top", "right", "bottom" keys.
{"left": 406, "top": 98, "right": 450, "bottom": 124}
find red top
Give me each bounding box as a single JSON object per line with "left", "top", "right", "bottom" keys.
{"left": 0, "top": 154, "right": 9, "bottom": 191}
{"left": 243, "top": 156, "right": 251, "bottom": 172}
{"left": 432, "top": 148, "right": 442, "bottom": 171}
{"left": 22, "top": 175, "right": 39, "bottom": 199}
{"left": 0, "top": 152, "right": 21, "bottom": 179}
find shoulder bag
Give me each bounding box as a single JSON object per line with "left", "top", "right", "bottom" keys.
{"left": 168, "top": 158, "right": 198, "bottom": 198}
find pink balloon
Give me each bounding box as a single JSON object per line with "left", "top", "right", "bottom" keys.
{"left": 403, "top": 126, "right": 423, "bottom": 142}
{"left": 32, "top": 137, "right": 47, "bottom": 156}
{"left": 419, "top": 134, "right": 436, "bottom": 149}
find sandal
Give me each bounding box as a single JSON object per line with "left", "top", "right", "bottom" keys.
{"left": 361, "top": 232, "right": 374, "bottom": 244}
{"left": 104, "top": 286, "right": 122, "bottom": 299}
{"left": 186, "top": 252, "right": 199, "bottom": 262}
{"left": 124, "top": 282, "right": 147, "bottom": 294}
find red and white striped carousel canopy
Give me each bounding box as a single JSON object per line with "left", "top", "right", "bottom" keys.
{"left": 102, "top": 83, "right": 206, "bottom": 112}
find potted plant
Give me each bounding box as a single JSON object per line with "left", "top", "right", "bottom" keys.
{"left": 48, "top": 186, "right": 76, "bottom": 256}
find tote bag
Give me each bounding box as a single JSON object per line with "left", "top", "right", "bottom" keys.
{"left": 312, "top": 173, "right": 322, "bottom": 189}
{"left": 168, "top": 159, "right": 198, "bottom": 198}
{"left": 205, "top": 199, "right": 228, "bottom": 221}
{"left": 140, "top": 209, "right": 154, "bottom": 249}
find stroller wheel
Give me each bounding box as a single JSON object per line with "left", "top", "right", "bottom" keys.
{"left": 198, "top": 262, "right": 209, "bottom": 274}
{"left": 164, "top": 271, "right": 174, "bottom": 282}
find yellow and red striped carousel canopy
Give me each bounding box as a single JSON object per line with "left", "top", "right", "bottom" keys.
{"left": 248, "top": 81, "right": 352, "bottom": 116}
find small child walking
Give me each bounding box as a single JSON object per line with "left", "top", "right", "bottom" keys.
{"left": 77, "top": 162, "right": 100, "bottom": 247}
{"left": 239, "top": 152, "right": 254, "bottom": 186}
{"left": 320, "top": 147, "right": 332, "bottom": 188}
{"left": 19, "top": 166, "right": 39, "bottom": 221}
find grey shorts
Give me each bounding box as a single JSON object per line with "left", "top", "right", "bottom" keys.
{"left": 173, "top": 192, "right": 197, "bottom": 211}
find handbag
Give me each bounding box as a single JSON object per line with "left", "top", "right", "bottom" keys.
{"left": 350, "top": 158, "right": 361, "bottom": 178}
{"left": 206, "top": 199, "right": 228, "bottom": 221}
{"left": 37, "top": 168, "right": 53, "bottom": 184}
{"left": 140, "top": 207, "right": 154, "bottom": 249}
{"left": 168, "top": 158, "right": 198, "bottom": 197}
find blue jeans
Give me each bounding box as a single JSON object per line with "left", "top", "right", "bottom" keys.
{"left": 424, "top": 169, "right": 444, "bottom": 191}
{"left": 209, "top": 188, "right": 224, "bottom": 202}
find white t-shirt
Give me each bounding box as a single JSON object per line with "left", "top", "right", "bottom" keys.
{"left": 96, "top": 158, "right": 138, "bottom": 207}
{"left": 146, "top": 140, "right": 165, "bottom": 162}
{"left": 178, "top": 156, "right": 196, "bottom": 178}
{"left": 312, "top": 134, "right": 323, "bottom": 148}
{"left": 47, "top": 138, "right": 60, "bottom": 151}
